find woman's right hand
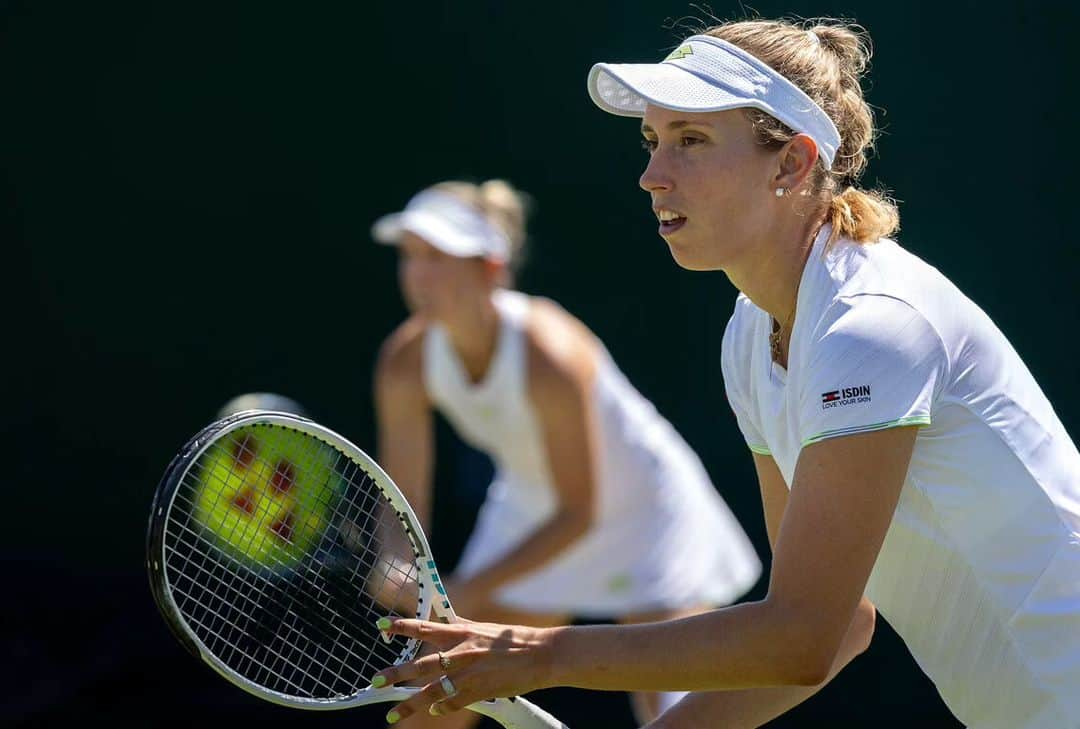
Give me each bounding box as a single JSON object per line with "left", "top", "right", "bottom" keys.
{"left": 372, "top": 617, "right": 560, "bottom": 722}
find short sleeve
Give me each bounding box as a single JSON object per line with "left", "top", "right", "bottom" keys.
{"left": 796, "top": 295, "right": 947, "bottom": 448}
{"left": 721, "top": 301, "right": 771, "bottom": 455}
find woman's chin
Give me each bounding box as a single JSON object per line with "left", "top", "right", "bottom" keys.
{"left": 665, "top": 241, "right": 712, "bottom": 271}
{"left": 663, "top": 230, "right": 733, "bottom": 272}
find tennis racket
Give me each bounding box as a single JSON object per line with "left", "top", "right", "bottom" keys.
{"left": 146, "top": 409, "right": 567, "bottom": 728}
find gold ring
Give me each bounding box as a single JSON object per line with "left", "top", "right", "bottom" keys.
{"left": 438, "top": 652, "right": 452, "bottom": 670}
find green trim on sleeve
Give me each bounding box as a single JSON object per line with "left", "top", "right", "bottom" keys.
{"left": 748, "top": 443, "right": 772, "bottom": 455}
{"left": 801, "top": 415, "right": 931, "bottom": 448}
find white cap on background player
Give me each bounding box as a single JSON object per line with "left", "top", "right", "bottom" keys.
{"left": 372, "top": 189, "right": 510, "bottom": 262}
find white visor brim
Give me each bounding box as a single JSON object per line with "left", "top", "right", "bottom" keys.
{"left": 371, "top": 190, "right": 510, "bottom": 262}
{"left": 586, "top": 35, "right": 841, "bottom": 169}
{"left": 589, "top": 61, "right": 755, "bottom": 117}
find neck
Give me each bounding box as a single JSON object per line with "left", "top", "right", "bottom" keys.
{"left": 725, "top": 215, "right": 825, "bottom": 325}
{"left": 438, "top": 291, "right": 501, "bottom": 381}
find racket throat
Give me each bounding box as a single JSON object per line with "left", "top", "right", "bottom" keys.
{"left": 421, "top": 558, "right": 457, "bottom": 621}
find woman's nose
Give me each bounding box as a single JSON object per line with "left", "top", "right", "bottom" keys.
{"left": 639, "top": 150, "right": 673, "bottom": 193}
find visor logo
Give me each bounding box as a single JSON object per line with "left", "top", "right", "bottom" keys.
{"left": 665, "top": 45, "right": 694, "bottom": 61}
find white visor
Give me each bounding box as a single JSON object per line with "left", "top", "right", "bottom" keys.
{"left": 371, "top": 189, "right": 510, "bottom": 262}
{"left": 588, "top": 34, "right": 841, "bottom": 169}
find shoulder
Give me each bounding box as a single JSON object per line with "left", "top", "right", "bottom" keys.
{"left": 814, "top": 292, "right": 943, "bottom": 349}
{"left": 791, "top": 293, "right": 949, "bottom": 446}
{"left": 521, "top": 296, "right": 599, "bottom": 399}
{"left": 375, "top": 315, "right": 427, "bottom": 388}
{"left": 814, "top": 235, "right": 955, "bottom": 312}
{"left": 799, "top": 232, "right": 954, "bottom": 357}
{"left": 801, "top": 293, "right": 950, "bottom": 385}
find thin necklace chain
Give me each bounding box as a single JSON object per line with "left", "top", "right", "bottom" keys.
{"left": 769, "top": 308, "right": 795, "bottom": 363}
{"left": 769, "top": 228, "right": 822, "bottom": 363}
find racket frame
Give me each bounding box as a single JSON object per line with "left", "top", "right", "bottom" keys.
{"left": 147, "top": 411, "right": 568, "bottom": 728}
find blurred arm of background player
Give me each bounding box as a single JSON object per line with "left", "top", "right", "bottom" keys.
{"left": 370, "top": 318, "right": 437, "bottom": 616}
{"left": 642, "top": 453, "right": 877, "bottom": 729}
{"left": 375, "top": 317, "right": 437, "bottom": 532}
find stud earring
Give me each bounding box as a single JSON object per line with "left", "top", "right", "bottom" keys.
{"left": 775, "top": 188, "right": 786, "bottom": 197}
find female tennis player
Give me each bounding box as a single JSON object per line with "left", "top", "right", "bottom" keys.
{"left": 371, "top": 18, "right": 1080, "bottom": 729}
{"left": 370, "top": 178, "right": 762, "bottom": 726}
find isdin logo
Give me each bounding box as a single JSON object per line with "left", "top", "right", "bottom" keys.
{"left": 821, "top": 385, "right": 872, "bottom": 410}
{"left": 665, "top": 44, "right": 693, "bottom": 61}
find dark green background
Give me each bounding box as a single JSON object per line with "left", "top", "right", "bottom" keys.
{"left": 4, "top": 1, "right": 1076, "bottom": 726}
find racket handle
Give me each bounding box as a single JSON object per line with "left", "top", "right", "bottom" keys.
{"left": 469, "top": 696, "right": 569, "bottom": 729}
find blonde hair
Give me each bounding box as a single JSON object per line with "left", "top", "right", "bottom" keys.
{"left": 429, "top": 179, "right": 531, "bottom": 273}
{"left": 705, "top": 18, "right": 899, "bottom": 244}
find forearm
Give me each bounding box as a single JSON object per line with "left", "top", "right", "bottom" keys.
{"left": 644, "top": 599, "right": 876, "bottom": 728}
{"left": 374, "top": 336, "right": 434, "bottom": 532}
{"left": 458, "top": 511, "right": 589, "bottom": 595}
{"left": 548, "top": 599, "right": 840, "bottom": 693}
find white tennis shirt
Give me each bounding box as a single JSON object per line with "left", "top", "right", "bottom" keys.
{"left": 722, "top": 224, "right": 1080, "bottom": 728}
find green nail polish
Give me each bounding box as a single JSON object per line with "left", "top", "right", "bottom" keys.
{"left": 370, "top": 675, "right": 387, "bottom": 688}
{"left": 386, "top": 710, "right": 400, "bottom": 724}
{"left": 376, "top": 617, "right": 392, "bottom": 631}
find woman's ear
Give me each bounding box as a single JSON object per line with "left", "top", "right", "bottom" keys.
{"left": 774, "top": 134, "right": 820, "bottom": 193}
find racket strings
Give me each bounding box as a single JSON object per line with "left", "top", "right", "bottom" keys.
{"left": 167, "top": 462, "right": 413, "bottom": 674}
{"left": 162, "top": 424, "right": 425, "bottom": 700}
{"left": 169, "top": 435, "right": 403, "bottom": 694}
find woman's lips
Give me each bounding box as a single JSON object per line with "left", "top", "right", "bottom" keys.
{"left": 659, "top": 216, "right": 686, "bottom": 235}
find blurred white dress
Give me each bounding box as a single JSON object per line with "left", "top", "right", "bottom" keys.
{"left": 426, "top": 289, "right": 761, "bottom": 616}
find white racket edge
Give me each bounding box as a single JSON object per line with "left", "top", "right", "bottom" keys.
{"left": 347, "top": 687, "right": 569, "bottom": 728}
{"left": 193, "top": 648, "right": 568, "bottom": 728}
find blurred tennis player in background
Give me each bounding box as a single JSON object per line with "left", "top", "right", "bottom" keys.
{"left": 371, "top": 178, "right": 762, "bottom": 726}
{"left": 372, "top": 18, "right": 1080, "bottom": 729}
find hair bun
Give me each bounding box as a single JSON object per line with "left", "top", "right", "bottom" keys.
{"left": 808, "top": 22, "right": 871, "bottom": 77}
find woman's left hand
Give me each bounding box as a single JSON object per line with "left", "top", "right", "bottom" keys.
{"left": 372, "top": 617, "right": 558, "bottom": 721}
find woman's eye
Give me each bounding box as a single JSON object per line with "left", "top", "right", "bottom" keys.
{"left": 680, "top": 136, "right": 703, "bottom": 147}
{"left": 640, "top": 138, "right": 657, "bottom": 153}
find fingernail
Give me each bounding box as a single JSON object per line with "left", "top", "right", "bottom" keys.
{"left": 370, "top": 675, "right": 387, "bottom": 688}
{"left": 376, "top": 617, "right": 393, "bottom": 630}
{"left": 429, "top": 703, "right": 443, "bottom": 716}
{"left": 386, "top": 710, "right": 400, "bottom": 724}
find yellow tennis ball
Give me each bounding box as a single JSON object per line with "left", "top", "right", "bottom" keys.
{"left": 193, "top": 426, "right": 340, "bottom": 570}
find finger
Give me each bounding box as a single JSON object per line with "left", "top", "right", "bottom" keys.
{"left": 377, "top": 616, "right": 460, "bottom": 642}
{"left": 427, "top": 693, "right": 472, "bottom": 717}
{"left": 427, "top": 674, "right": 488, "bottom": 717}
{"left": 384, "top": 676, "right": 459, "bottom": 724}
{"left": 369, "top": 651, "right": 446, "bottom": 688}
